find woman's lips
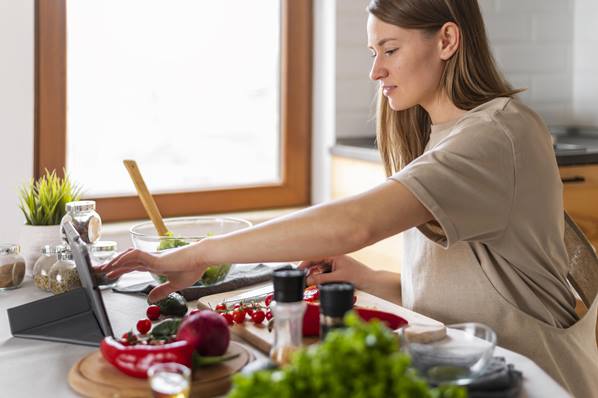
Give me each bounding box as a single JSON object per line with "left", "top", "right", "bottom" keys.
{"left": 382, "top": 85, "right": 396, "bottom": 96}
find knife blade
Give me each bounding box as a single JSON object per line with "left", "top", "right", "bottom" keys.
{"left": 223, "top": 284, "right": 274, "bottom": 305}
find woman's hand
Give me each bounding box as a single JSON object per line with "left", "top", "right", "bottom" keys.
{"left": 298, "top": 255, "right": 373, "bottom": 289}
{"left": 298, "top": 255, "right": 402, "bottom": 305}
{"left": 99, "top": 244, "right": 207, "bottom": 302}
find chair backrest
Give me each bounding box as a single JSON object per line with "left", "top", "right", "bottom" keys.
{"left": 565, "top": 211, "right": 598, "bottom": 308}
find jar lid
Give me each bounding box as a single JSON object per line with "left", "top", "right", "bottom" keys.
{"left": 66, "top": 200, "right": 96, "bottom": 212}
{"left": 91, "top": 241, "right": 118, "bottom": 252}
{"left": 0, "top": 243, "right": 20, "bottom": 256}
{"left": 273, "top": 269, "right": 305, "bottom": 303}
{"left": 42, "top": 244, "right": 66, "bottom": 255}
{"left": 319, "top": 282, "right": 355, "bottom": 318}
{"left": 57, "top": 250, "right": 73, "bottom": 260}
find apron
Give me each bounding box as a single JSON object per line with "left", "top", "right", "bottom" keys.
{"left": 402, "top": 230, "right": 598, "bottom": 398}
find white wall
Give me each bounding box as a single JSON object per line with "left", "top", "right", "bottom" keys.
{"left": 335, "top": 0, "right": 579, "bottom": 138}
{"left": 0, "top": 0, "right": 34, "bottom": 242}
{"left": 573, "top": 0, "right": 598, "bottom": 126}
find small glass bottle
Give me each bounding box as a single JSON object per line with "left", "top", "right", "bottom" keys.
{"left": 0, "top": 244, "right": 26, "bottom": 291}
{"left": 60, "top": 200, "right": 102, "bottom": 244}
{"left": 319, "top": 282, "right": 355, "bottom": 340}
{"left": 33, "top": 244, "right": 65, "bottom": 292}
{"left": 269, "top": 269, "right": 306, "bottom": 366}
{"left": 90, "top": 240, "right": 118, "bottom": 287}
{"left": 48, "top": 250, "right": 82, "bottom": 294}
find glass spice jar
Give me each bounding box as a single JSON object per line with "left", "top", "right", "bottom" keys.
{"left": 60, "top": 200, "right": 102, "bottom": 245}
{"left": 0, "top": 244, "right": 26, "bottom": 291}
{"left": 48, "top": 250, "right": 82, "bottom": 294}
{"left": 90, "top": 240, "right": 119, "bottom": 286}
{"left": 33, "top": 244, "right": 65, "bottom": 292}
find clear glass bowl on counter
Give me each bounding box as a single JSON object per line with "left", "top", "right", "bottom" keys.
{"left": 399, "top": 322, "right": 496, "bottom": 385}
{"left": 129, "top": 216, "right": 252, "bottom": 285}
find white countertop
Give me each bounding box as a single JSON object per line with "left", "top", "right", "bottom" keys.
{"left": 0, "top": 275, "right": 571, "bottom": 397}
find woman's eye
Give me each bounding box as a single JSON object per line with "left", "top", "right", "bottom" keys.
{"left": 384, "top": 49, "right": 397, "bottom": 56}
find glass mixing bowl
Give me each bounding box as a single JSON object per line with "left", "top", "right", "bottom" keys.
{"left": 130, "top": 216, "right": 252, "bottom": 285}
{"left": 399, "top": 322, "right": 496, "bottom": 385}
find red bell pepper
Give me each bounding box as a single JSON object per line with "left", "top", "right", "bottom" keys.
{"left": 100, "top": 337, "right": 194, "bottom": 379}
{"left": 301, "top": 303, "right": 408, "bottom": 337}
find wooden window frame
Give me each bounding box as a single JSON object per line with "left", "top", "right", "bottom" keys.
{"left": 35, "top": 0, "right": 312, "bottom": 222}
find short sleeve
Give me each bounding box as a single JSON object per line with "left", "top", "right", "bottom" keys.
{"left": 391, "top": 121, "right": 515, "bottom": 248}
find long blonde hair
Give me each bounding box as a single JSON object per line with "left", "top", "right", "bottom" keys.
{"left": 368, "top": 0, "right": 523, "bottom": 176}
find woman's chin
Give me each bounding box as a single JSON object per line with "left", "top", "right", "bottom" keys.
{"left": 387, "top": 97, "right": 415, "bottom": 112}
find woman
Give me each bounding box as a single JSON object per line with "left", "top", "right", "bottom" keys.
{"left": 102, "top": 0, "right": 598, "bottom": 395}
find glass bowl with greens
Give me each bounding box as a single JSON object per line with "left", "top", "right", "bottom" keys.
{"left": 130, "top": 216, "right": 252, "bottom": 286}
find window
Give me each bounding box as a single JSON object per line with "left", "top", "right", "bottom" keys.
{"left": 36, "top": 0, "right": 312, "bottom": 222}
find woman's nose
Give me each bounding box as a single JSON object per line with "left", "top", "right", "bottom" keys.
{"left": 369, "top": 57, "right": 387, "bottom": 81}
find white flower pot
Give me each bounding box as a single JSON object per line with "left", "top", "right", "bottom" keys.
{"left": 19, "top": 224, "right": 62, "bottom": 277}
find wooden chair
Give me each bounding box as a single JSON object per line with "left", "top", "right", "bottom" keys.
{"left": 564, "top": 211, "right": 598, "bottom": 344}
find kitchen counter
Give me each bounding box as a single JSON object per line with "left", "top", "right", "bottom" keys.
{"left": 331, "top": 126, "right": 598, "bottom": 166}
{"left": 1, "top": 275, "right": 571, "bottom": 397}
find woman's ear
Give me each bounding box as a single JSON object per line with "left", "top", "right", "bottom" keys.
{"left": 438, "top": 22, "right": 460, "bottom": 60}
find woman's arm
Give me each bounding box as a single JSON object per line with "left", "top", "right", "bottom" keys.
{"left": 198, "top": 179, "right": 432, "bottom": 265}
{"left": 103, "top": 180, "right": 431, "bottom": 301}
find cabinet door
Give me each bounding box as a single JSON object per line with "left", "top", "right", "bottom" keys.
{"left": 331, "top": 156, "right": 403, "bottom": 273}
{"left": 560, "top": 165, "right": 598, "bottom": 250}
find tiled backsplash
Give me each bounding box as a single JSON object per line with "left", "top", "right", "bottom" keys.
{"left": 336, "top": 0, "right": 596, "bottom": 138}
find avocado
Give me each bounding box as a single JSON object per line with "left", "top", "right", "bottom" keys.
{"left": 154, "top": 292, "right": 188, "bottom": 317}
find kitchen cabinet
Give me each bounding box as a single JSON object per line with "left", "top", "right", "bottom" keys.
{"left": 559, "top": 164, "right": 598, "bottom": 250}
{"left": 331, "top": 156, "right": 404, "bottom": 273}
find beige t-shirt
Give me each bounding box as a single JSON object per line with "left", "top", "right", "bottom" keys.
{"left": 392, "top": 97, "right": 578, "bottom": 328}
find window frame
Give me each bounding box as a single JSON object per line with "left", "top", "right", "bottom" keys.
{"left": 35, "top": 0, "right": 312, "bottom": 222}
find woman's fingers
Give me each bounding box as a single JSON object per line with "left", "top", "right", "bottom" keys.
{"left": 102, "top": 249, "right": 156, "bottom": 273}
{"left": 307, "top": 269, "right": 347, "bottom": 286}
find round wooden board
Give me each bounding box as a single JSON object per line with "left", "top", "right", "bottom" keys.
{"left": 68, "top": 341, "right": 252, "bottom": 398}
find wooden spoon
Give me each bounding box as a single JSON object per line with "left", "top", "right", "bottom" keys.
{"left": 123, "top": 160, "right": 168, "bottom": 236}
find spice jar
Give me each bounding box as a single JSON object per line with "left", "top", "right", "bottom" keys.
{"left": 33, "top": 244, "right": 65, "bottom": 292}
{"left": 90, "top": 240, "right": 118, "bottom": 286}
{"left": 269, "top": 269, "right": 306, "bottom": 366}
{"left": 60, "top": 200, "right": 102, "bottom": 244}
{"left": 319, "top": 282, "right": 355, "bottom": 340}
{"left": 48, "top": 250, "right": 82, "bottom": 294}
{"left": 0, "top": 244, "right": 26, "bottom": 291}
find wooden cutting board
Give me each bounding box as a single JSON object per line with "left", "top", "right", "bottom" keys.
{"left": 68, "top": 341, "right": 252, "bottom": 398}
{"left": 196, "top": 283, "right": 441, "bottom": 353}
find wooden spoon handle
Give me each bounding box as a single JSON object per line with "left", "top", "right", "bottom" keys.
{"left": 123, "top": 160, "right": 169, "bottom": 236}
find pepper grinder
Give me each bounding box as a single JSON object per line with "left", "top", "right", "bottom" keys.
{"left": 319, "top": 282, "right": 355, "bottom": 340}
{"left": 269, "top": 269, "right": 306, "bottom": 366}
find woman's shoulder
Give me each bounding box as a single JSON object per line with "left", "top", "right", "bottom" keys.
{"left": 454, "top": 96, "right": 549, "bottom": 144}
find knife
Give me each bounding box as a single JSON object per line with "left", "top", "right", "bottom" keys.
{"left": 222, "top": 284, "right": 274, "bottom": 305}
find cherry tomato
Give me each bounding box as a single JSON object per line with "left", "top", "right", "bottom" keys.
{"left": 215, "top": 303, "right": 227, "bottom": 312}
{"left": 265, "top": 294, "right": 273, "bottom": 307}
{"left": 245, "top": 306, "right": 254, "bottom": 316}
{"left": 146, "top": 305, "right": 161, "bottom": 321}
{"left": 232, "top": 310, "right": 246, "bottom": 324}
{"left": 251, "top": 310, "right": 265, "bottom": 324}
{"left": 136, "top": 319, "right": 152, "bottom": 335}
{"left": 222, "top": 312, "right": 234, "bottom": 325}
{"left": 265, "top": 310, "right": 273, "bottom": 321}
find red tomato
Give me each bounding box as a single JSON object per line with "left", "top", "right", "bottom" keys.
{"left": 265, "top": 310, "right": 273, "bottom": 321}
{"left": 215, "top": 303, "right": 227, "bottom": 312}
{"left": 146, "top": 305, "right": 161, "bottom": 321}
{"left": 221, "top": 312, "right": 234, "bottom": 325}
{"left": 251, "top": 310, "right": 265, "bottom": 324}
{"left": 232, "top": 310, "right": 246, "bottom": 324}
{"left": 136, "top": 319, "right": 152, "bottom": 335}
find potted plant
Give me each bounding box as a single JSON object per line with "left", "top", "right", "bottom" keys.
{"left": 18, "top": 169, "right": 83, "bottom": 276}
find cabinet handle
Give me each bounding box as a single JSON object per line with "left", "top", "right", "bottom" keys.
{"left": 561, "top": 175, "right": 586, "bottom": 184}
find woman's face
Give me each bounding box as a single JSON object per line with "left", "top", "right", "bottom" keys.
{"left": 367, "top": 15, "right": 445, "bottom": 111}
